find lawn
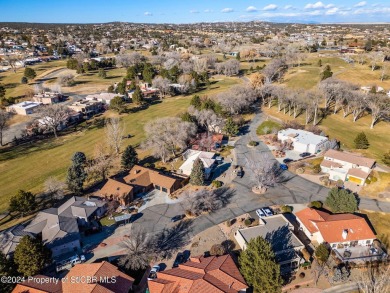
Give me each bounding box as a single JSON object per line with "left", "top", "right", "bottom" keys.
{"left": 256, "top": 120, "right": 282, "bottom": 135}
{"left": 361, "top": 210, "right": 390, "bottom": 249}
{"left": 262, "top": 106, "right": 389, "bottom": 163}
{"left": 0, "top": 76, "right": 241, "bottom": 213}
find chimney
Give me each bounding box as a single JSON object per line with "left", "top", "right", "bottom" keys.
{"left": 342, "top": 229, "right": 348, "bottom": 240}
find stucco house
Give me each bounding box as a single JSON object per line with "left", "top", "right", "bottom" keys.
{"left": 234, "top": 214, "right": 304, "bottom": 273}
{"left": 6, "top": 101, "right": 42, "bottom": 115}
{"left": 85, "top": 92, "right": 125, "bottom": 105}
{"left": 320, "top": 149, "right": 376, "bottom": 185}
{"left": 179, "top": 150, "right": 216, "bottom": 179}
{"left": 278, "top": 128, "right": 328, "bottom": 154}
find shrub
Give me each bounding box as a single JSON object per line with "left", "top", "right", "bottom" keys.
{"left": 244, "top": 219, "right": 252, "bottom": 226}
{"left": 354, "top": 132, "right": 369, "bottom": 149}
{"left": 281, "top": 205, "right": 293, "bottom": 213}
{"left": 212, "top": 180, "right": 223, "bottom": 188}
{"left": 299, "top": 272, "right": 305, "bottom": 279}
{"left": 312, "top": 164, "right": 321, "bottom": 174}
{"left": 336, "top": 179, "right": 344, "bottom": 187}
{"left": 315, "top": 243, "right": 330, "bottom": 264}
{"left": 325, "top": 187, "right": 358, "bottom": 213}
{"left": 21, "top": 76, "right": 28, "bottom": 84}
{"left": 371, "top": 176, "right": 378, "bottom": 183}
{"left": 210, "top": 244, "right": 226, "bottom": 256}
{"left": 248, "top": 141, "right": 258, "bottom": 147}
{"left": 309, "top": 201, "right": 323, "bottom": 209}
{"left": 365, "top": 179, "right": 371, "bottom": 184}
{"left": 225, "top": 219, "right": 232, "bottom": 227}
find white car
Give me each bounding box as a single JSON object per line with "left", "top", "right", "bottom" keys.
{"left": 256, "top": 209, "right": 265, "bottom": 218}
{"left": 262, "top": 207, "right": 273, "bottom": 217}
{"left": 148, "top": 265, "right": 160, "bottom": 280}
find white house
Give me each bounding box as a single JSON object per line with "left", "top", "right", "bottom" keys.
{"left": 277, "top": 128, "right": 328, "bottom": 154}
{"left": 296, "top": 208, "right": 376, "bottom": 247}
{"left": 178, "top": 149, "right": 216, "bottom": 179}
{"left": 85, "top": 92, "right": 124, "bottom": 105}
{"left": 234, "top": 214, "right": 304, "bottom": 272}
{"left": 320, "top": 149, "right": 375, "bottom": 185}
{"left": 6, "top": 101, "right": 42, "bottom": 115}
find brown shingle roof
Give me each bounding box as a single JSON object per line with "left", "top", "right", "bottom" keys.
{"left": 99, "top": 178, "right": 133, "bottom": 197}
{"left": 347, "top": 168, "right": 370, "bottom": 179}
{"left": 320, "top": 160, "right": 343, "bottom": 168}
{"left": 148, "top": 255, "right": 247, "bottom": 293}
{"left": 123, "top": 165, "right": 178, "bottom": 190}
{"left": 296, "top": 208, "right": 376, "bottom": 243}
{"left": 323, "top": 149, "right": 375, "bottom": 168}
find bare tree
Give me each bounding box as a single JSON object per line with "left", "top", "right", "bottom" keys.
{"left": 249, "top": 72, "right": 265, "bottom": 90}
{"left": 354, "top": 263, "right": 390, "bottom": 293}
{"left": 311, "top": 260, "right": 329, "bottom": 287}
{"left": 179, "top": 61, "right": 193, "bottom": 74}
{"left": 142, "top": 117, "right": 197, "bottom": 162}
{"left": 306, "top": 90, "right": 322, "bottom": 125}
{"left": 177, "top": 74, "right": 195, "bottom": 94}
{"left": 193, "top": 58, "right": 208, "bottom": 73}
{"left": 118, "top": 227, "right": 154, "bottom": 270}
{"left": 367, "top": 94, "right": 390, "bottom": 129}
{"left": 216, "top": 85, "right": 257, "bottom": 114}
{"left": 38, "top": 105, "right": 71, "bottom": 138}
{"left": 87, "top": 143, "right": 113, "bottom": 180}
{"left": 163, "top": 58, "right": 179, "bottom": 70}
{"left": 105, "top": 117, "right": 124, "bottom": 155}
{"left": 74, "top": 52, "right": 88, "bottom": 67}
{"left": 198, "top": 133, "right": 214, "bottom": 151}
{"left": 368, "top": 52, "right": 384, "bottom": 71}
{"left": 0, "top": 109, "right": 10, "bottom": 146}
{"left": 380, "top": 62, "right": 389, "bottom": 81}
{"left": 215, "top": 59, "right": 240, "bottom": 76}
{"left": 350, "top": 92, "right": 367, "bottom": 122}
{"left": 116, "top": 52, "right": 144, "bottom": 68}
{"left": 188, "top": 106, "right": 223, "bottom": 133}
{"left": 246, "top": 153, "right": 280, "bottom": 191}
{"left": 44, "top": 177, "right": 66, "bottom": 201}
{"left": 262, "top": 58, "right": 287, "bottom": 84}
{"left": 152, "top": 76, "right": 171, "bottom": 97}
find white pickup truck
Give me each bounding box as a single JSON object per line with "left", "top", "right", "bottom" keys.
{"left": 56, "top": 254, "right": 86, "bottom": 272}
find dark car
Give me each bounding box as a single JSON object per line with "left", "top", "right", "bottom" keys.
{"left": 171, "top": 214, "right": 184, "bottom": 222}
{"left": 299, "top": 152, "right": 311, "bottom": 158}
{"left": 173, "top": 253, "right": 184, "bottom": 268}
{"left": 237, "top": 166, "right": 244, "bottom": 178}
{"left": 283, "top": 158, "right": 293, "bottom": 164}
{"left": 280, "top": 164, "right": 288, "bottom": 170}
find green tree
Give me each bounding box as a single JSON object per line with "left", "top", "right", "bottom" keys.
{"left": 121, "top": 145, "right": 138, "bottom": 170}
{"left": 21, "top": 76, "right": 28, "bottom": 84}
{"left": 14, "top": 236, "right": 51, "bottom": 276}
{"left": 66, "top": 58, "right": 78, "bottom": 70}
{"left": 66, "top": 152, "right": 87, "bottom": 195}
{"left": 236, "top": 52, "right": 241, "bottom": 61}
{"left": 180, "top": 112, "right": 196, "bottom": 123}
{"left": 98, "top": 68, "right": 107, "bottom": 79}
{"left": 325, "top": 187, "right": 358, "bottom": 213}
{"left": 142, "top": 63, "right": 154, "bottom": 83}
{"left": 83, "top": 62, "right": 90, "bottom": 72}
{"left": 0, "top": 84, "right": 5, "bottom": 102}
{"left": 107, "top": 85, "right": 115, "bottom": 93}
{"left": 223, "top": 117, "right": 239, "bottom": 136}
{"left": 364, "top": 39, "right": 372, "bottom": 51}
{"left": 317, "top": 59, "right": 322, "bottom": 67}
{"left": 190, "top": 95, "right": 202, "bottom": 110}
{"left": 383, "top": 151, "right": 390, "bottom": 167}
{"left": 132, "top": 86, "right": 144, "bottom": 105}
{"left": 24, "top": 67, "right": 36, "bottom": 80}
{"left": 315, "top": 243, "right": 330, "bottom": 264}
{"left": 190, "top": 158, "right": 205, "bottom": 186}
{"left": 110, "top": 96, "right": 125, "bottom": 112}
{"left": 0, "top": 252, "right": 17, "bottom": 293}
{"left": 320, "top": 65, "right": 333, "bottom": 81}
{"left": 239, "top": 236, "right": 282, "bottom": 293}
{"left": 354, "top": 132, "right": 369, "bottom": 149}
{"left": 9, "top": 190, "right": 36, "bottom": 214}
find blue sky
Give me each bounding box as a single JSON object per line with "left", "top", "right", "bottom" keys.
{"left": 0, "top": 0, "right": 389, "bottom": 23}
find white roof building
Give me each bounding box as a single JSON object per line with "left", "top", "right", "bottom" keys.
{"left": 278, "top": 128, "right": 328, "bottom": 154}
{"left": 179, "top": 150, "right": 216, "bottom": 178}
{"left": 6, "top": 101, "right": 42, "bottom": 115}
{"left": 85, "top": 92, "right": 124, "bottom": 104}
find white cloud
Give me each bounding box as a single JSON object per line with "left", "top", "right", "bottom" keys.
{"left": 325, "top": 7, "right": 339, "bottom": 15}
{"left": 263, "top": 4, "right": 278, "bottom": 11}
{"left": 354, "top": 1, "right": 367, "bottom": 7}
{"left": 204, "top": 9, "right": 212, "bottom": 13}
{"left": 190, "top": 10, "right": 199, "bottom": 14}
{"left": 284, "top": 5, "right": 293, "bottom": 9}
{"left": 144, "top": 12, "right": 153, "bottom": 16}
{"left": 246, "top": 6, "right": 258, "bottom": 12}
{"left": 304, "top": 2, "right": 334, "bottom": 9}
{"left": 221, "top": 8, "right": 234, "bottom": 13}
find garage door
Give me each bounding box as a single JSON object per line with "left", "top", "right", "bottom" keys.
{"left": 348, "top": 176, "right": 363, "bottom": 184}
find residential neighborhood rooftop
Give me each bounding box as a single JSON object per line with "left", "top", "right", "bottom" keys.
{"left": 323, "top": 149, "right": 376, "bottom": 168}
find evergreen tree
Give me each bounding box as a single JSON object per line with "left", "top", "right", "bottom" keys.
{"left": 239, "top": 236, "right": 282, "bottom": 293}
{"left": 190, "top": 95, "right": 202, "bottom": 110}
{"left": 142, "top": 63, "right": 154, "bottom": 83}
{"left": 21, "top": 76, "right": 28, "bottom": 84}
{"left": 98, "top": 68, "right": 107, "bottom": 79}
{"left": 315, "top": 243, "right": 330, "bottom": 264}
{"left": 180, "top": 112, "right": 196, "bottom": 123}
{"left": 383, "top": 151, "right": 390, "bottom": 167}
{"left": 354, "top": 132, "right": 369, "bottom": 149}
{"left": 317, "top": 59, "right": 322, "bottom": 67}
{"left": 325, "top": 187, "right": 358, "bottom": 213}
{"left": 190, "top": 158, "right": 205, "bottom": 186}
{"left": 320, "top": 65, "right": 333, "bottom": 81}
{"left": 24, "top": 67, "right": 36, "bottom": 80}
{"left": 132, "top": 86, "right": 144, "bottom": 105}
{"left": 110, "top": 96, "right": 125, "bottom": 112}
{"left": 66, "top": 152, "right": 87, "bottom": 195}
{"left": 9, "top": 190, "right": 36, "bottom": 214}
{"left": 223, "top": 117, "right": 239, "bottom": 136}
{"left": 236, "top": 52, "right": 241, "bottom": 61}
{"left": 0, "top": 84, "right": 5, "bottom": 102}
{"left": 14, "top": 236, "right": 51, "bottom": 276}
{"left": 0, "top": 252, "right": 17, "bottom": 293}
{"left": 121, "top": 145, "right": 138, "bottom": 170}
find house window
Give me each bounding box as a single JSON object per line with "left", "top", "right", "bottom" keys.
{"left": 366, "top": 240, "right": 371, "bottom": 244}
{"left": 155, "top": 185, "right": 160, "bottom": 190}
{"left": 162, "top": 187, "right": 167, "bottom": 193}
{"left": 332, "top": 244, "right": 336, "bottom": 248}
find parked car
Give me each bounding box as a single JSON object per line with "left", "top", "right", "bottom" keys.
{"left": 173, "top": 252, "right": 184, "bottom": 268}
{"left": 237, "top": 166, "right": 244, "bottom": 178}
{"left": 262, "top": 207, "right": 273, "bottom": 217}
{"left": 283, "top": 158, "right": 293, "bottom": 163}
{"left": 299, "top": 152, "right": 311, "bottom": 158}
{"left": 216, "top": 156, "right": 224, "bottom": 165}
{"left": 171, "top": 214, "right": 184, "bottom": 222}
{"left": 280, "top": 164, "right": 288, "bottom": 170}
{"left": 148, "top": 265, "right": 160, "bottom": 280}
{"left": 256, "top": 208, "right": 266, "bottom": 218}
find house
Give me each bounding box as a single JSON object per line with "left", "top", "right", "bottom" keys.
{"left": 277, "top": 128, "right": 328, "bottom": 154}
{"left": 234, "top": 214, "right": 304, "bottom": 272}
{"left": 24, "top": 197, "right": 106, "bottom": 257}
{"left": 179, "top": 150, "right": 216, "bottom": 179}
{"left": 96, "top": 178, "right": 134, "bottom": 205}
{"left": 148, "top": 255, "right": 248, "bottom": 293}
{"left": 12, "top": 261, "right": 134, "bottom": 293}
{"left": 67, "top": 99, "right": 103, "bottom": 118}
{"left": 6, "top": 101, "right": 42, "bottom": 115}
{"left": 33, "top": 91, "right": 62, "bottom": 104}
{"left": 123, "top": 165, "right": 182, "bottom": 195}
{"left": 85, "top": 92, "right": 125, "bottom": 105}
{"left": 320, "top": 149, "right": 376, "bottom": 185}
{"left": 0, "top": 223, "right": 33, "bottom": 258}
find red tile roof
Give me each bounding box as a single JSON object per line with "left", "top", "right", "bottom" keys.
{"left": 296, "top": 208, "right": 376, "bottom": 243}
{"left": 12, "top": 275, "right": 62, "bottom": 293}
{"left": 148, "top": 255, "right": 247, "bottom": 293}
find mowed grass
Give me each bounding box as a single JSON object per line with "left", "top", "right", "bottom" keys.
{"left": 361, "top": 210, "right": 390, "bottom": 248}
{"left": 262, "top": 106, "right": 389, "bottom": 162}
{"left": 0, "top": 76, "right": 241, "bottom": 213}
